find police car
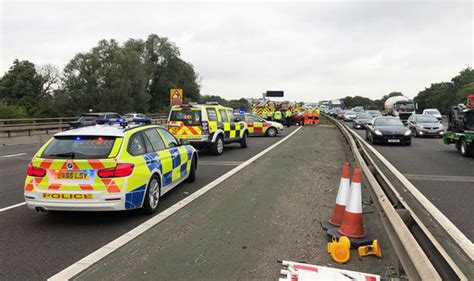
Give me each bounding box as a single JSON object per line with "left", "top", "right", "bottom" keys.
{"left": 167, "top": 103, "right": 249, "bottom": 155}
{"left": 236, "top": 113, "right": 284, "bottom": 137}
{"left": 24, "top": 123, "right": 198, "bottom": 214}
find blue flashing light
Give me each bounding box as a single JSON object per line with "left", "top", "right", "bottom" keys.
{"left": 239, "top": 110, "right": 246, "bottom": 114}
{"left": 75, "top": 136, "right": 81, "bottom": 141}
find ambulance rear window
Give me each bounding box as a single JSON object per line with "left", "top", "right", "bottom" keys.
{"left": 170, "top": 109, "right": 202, "bottom": 126}
{"left": 41, "top": 136, "right": 116, "bottom": 159}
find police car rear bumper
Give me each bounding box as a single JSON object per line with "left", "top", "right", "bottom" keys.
{"left": 24, "top": 191, "right": 125, "bottom": 211}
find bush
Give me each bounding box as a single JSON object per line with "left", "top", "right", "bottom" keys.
{"left": 0, "top": 102, "right": 29, "bottom": 119}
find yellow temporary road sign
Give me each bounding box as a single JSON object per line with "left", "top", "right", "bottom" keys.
{"left": 170, "top": 89, "right": 183, "bottom": 106}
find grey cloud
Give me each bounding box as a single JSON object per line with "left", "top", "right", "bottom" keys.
{"left": 1, "top": 1, "right": 472, "bottom": 102}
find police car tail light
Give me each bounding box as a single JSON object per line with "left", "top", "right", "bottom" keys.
{"left": 98, "top": 163, "right": 134, "bottom": 178}
{"left": 27, "top": 163, "right": 46, "bottom": 177}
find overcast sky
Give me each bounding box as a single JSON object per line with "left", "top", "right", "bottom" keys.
{"left": 1, "top": 0, "right": 472, "bottom": 102}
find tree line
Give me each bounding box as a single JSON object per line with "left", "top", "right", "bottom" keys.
{"left": 1, "top": 33, "right": 472, "bottom": 119}
{"left": 0, "top": 34, "right": 248, "bottom": 119}
{"left": 341, "top": 67, "right": 474, "bottom": 114}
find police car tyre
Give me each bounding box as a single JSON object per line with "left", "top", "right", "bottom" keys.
{"left": 142, "top": 175, "right": 161, "bottom": 214}
{"left": 186, "top": 155, "right": 197, "bottom": 182}
{"left": 240, "top": 131, "right": 248, "bottom": 148}
{"left": 266, "top": 127, "right": 277, "bottom": 137}
{"left": 210, "top": 135, "right": 224, "bottom": 155}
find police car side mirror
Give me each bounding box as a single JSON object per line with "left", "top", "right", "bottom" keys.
{"left": 234, "top": 117, "right": 241, "bottom": 122}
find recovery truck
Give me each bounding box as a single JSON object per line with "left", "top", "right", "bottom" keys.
{"left": 444, "top": 94, "right": 474, "bottom": 157}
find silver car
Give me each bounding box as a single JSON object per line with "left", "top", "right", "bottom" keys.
{"left": 407, "top": 114, "right": 444, "bottom": 138}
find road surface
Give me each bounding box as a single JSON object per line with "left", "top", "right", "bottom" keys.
{"left": 0, "top": 127, "right": 297, "bottom": 280}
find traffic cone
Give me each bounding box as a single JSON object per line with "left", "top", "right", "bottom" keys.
{"left": 321, "top": 163, "right": 351, "bottom": 230}
{"left": 338, "top": 166, "right": 366, "bottom": 238}
{"left": 327, "top": 166, "right": 372, "bottom": 247}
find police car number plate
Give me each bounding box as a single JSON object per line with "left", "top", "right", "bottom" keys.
{"left": 56, "top": 171, "right": 90, "bottom": 180}
{"left": 388, "top": 139, "right": 400, "bottom": 143}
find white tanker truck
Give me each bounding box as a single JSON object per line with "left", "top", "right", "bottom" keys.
{"left": 384, "top": 96, "right": 415, "bottom": 124}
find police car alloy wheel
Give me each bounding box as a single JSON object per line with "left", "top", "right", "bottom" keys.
{"left": 210, "top": 136, "right": 224, "bottom": 155}
{"left": 217, "top": 138, "right": 224, "bottom": 154}
{"left": 143, "top": 176, "right": 160, "bottom": 214}
{"left": 267, "top": 127, "right": 277, "bottom": 137}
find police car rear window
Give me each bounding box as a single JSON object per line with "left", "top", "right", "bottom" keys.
{"left": 41, "top": 136, "right": 116, "bottom": 159}
{"left": 170, "top": 109, "right": 202, "bottom": 126}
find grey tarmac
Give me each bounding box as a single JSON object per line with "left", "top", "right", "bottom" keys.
{"left": 76, "top": 125, "right": 398, "bottom": 280}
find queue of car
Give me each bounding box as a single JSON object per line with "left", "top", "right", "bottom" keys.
{"left": 24, "top": 103, "right": 290, "bottom": 214}
{"left": 333, "top": 106, "right": 445, "bottom": 146}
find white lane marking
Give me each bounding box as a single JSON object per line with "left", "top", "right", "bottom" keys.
{"left": 49, "top": 127, "right": 302, "bottom": 280}
{"left": 1, "top": 153, "right": 27, "bottom": 158}
{"left": 405, "top": 174, "right": 474, "bottom": 183}
{"left": 0, "top": 202, "right": 26, "bottom": 212}
{"left": 199, "top": 160, "right": 244, "bottom": 166}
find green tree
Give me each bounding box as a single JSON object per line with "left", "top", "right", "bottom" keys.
{"left": 58, "top": 35, "right": 200, "bottom": 115}
{"left": 413, "top": 68, "right": 474, "bottom": 114}
{"left": 0, "top": 59, "right": 49, "bottom": 116}
{"left": 60, "top": 39, "right": 147, "bottom": 115}
{"left": 145, "top": 34, "right": 200, "bottom": 111}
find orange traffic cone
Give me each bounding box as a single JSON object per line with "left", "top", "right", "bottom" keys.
{"left": 329, "top": 163, "right": 351, "bottom": 226}
{"left": 338, "top": 166, "right": 366, "bottom": 238}
{"left": 321, "top": 162, "right": 351, "bottom": 230}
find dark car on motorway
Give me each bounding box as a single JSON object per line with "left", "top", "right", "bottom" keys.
{"left": 352, "top": 112, "right": 373, "bottom": 129}
{"left": 407, "top": 114, "right": 444, "bottom": 138}
{"left": 366, "top": 110, "right": 382, "bottom": 118}
{"left": 365, "top": 117, "right": 411, "bottom": 145}
{"left": 69, "top": 112, "right": 124, "bottom": 128}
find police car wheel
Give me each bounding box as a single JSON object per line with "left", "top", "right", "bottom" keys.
{"left": 240, "top": 132, "right": 248, "bottom": 148}
{"left": 142, "top": 175, "right": 161, "bottom": 214}
{"left": 266, "top": 127, "right": 277, "bottom": 137}
{"left": 186, "top": 155, "right": 197, "bottom": 182}
{"left": 210, "top": 136, "right": 224, "bottom": 155}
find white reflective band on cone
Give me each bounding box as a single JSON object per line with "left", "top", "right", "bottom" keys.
{"left": 345, "top": 181, "right": 362, "bottom": 214}
{"left": 335, "top": 178, "right": 350, "bottom": 205}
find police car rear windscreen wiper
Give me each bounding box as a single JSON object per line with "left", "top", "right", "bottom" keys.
{"left": 48, "top": 152, "right": 76, "bottom": 159}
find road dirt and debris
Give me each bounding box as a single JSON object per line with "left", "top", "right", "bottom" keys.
{"left": 76, "top": 124, "right": 398, "bottom": 280}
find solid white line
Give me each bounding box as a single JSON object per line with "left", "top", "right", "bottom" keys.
{"left": 405, "top": 174, "right": 474, "bottom": 183}
{"left": 1, "top": 153, "right": 27, "bottom": 158}
{"left": 0, "top": 202, "right": 26, "bottom": 212}
{"left": 49, "top": 127, "right": 302, "bottom": 281}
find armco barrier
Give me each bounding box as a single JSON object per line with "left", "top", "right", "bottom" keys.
{"left": 0, "top": 114, "right": 169, "bottom": 138}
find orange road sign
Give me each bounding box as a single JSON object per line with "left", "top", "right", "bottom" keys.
{"left": 170, "top": 89, "right": 183, "bottom": 106}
